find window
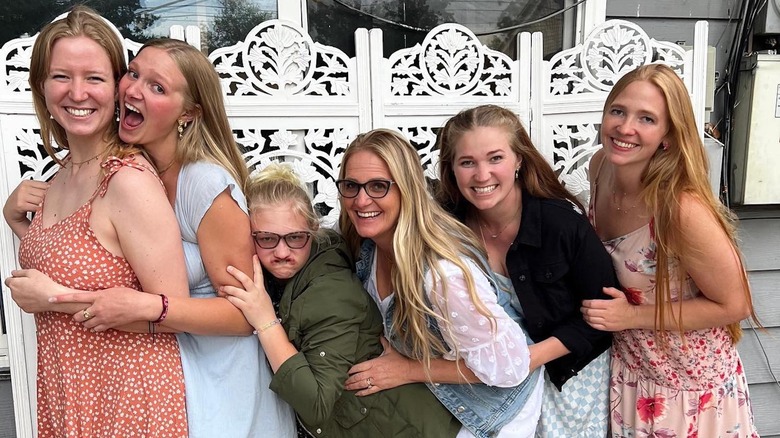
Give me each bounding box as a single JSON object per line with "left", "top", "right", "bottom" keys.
{"left": 0, "top": 0, "right": 278, "bottom": 52}
{"left": 307, "top": 0, "right": 574, "bottom": 59}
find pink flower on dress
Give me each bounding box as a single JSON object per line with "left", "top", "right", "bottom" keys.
{"left": 687, "top": 422, "right": 698, "bottom": 438}
{"left": 698, "top": 391, "right": 716, "bottom": 413}
{"left": 623, "top": 287, "right": 644, "bottom": 305}
{"left": 637, "top": 393, "right": 668, "bottom": 423}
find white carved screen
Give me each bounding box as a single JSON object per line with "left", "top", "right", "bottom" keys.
{"left": 208, "top": 19, "right": 370, "bottom": 228}
{"left": 371, "top": 24, "right": 530, "bottom": 181}
{"left": 528, "top": 19, "right": 709, "bottom": 204}
{"left": 0, "top": 16, "right": 709, "bottom": 435}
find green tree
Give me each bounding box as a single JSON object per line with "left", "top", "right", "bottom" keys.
{"left": 204, "top": 0, "right": 272, "bottom": 53}
{"left": 0, "top": 0, "right": 159, "bottom": 46}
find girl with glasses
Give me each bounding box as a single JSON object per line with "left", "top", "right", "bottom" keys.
{"left": 220, "top": 163, "right": 460, "bottom": 437}
{"left": 339, "top": 129, "right": 544, "bottom": 438}
{"left": 13, "top": 38, "right": 297, "bottom": 436}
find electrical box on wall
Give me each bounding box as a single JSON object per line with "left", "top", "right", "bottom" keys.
{"left": 730, "top": 53, "right": 780, "bottom": 205}
{"left": 755, "top": 0, "right": 780, "bottom": 35}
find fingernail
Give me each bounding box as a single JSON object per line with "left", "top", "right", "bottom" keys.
{"left": 48, "top": 297, "right": 56, "bottom": 303}
{"left": 227, "top": 266, "right": 233, "bottom": 272}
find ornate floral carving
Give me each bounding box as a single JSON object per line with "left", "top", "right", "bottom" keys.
{"left": 14, "top": 127, "right": 64, "bottom": 181}
{"left": 551, "top": 123, "right": 601, "bottom": 203}
{"left": 210, "top": 20, "right": 353, "bottom": 98}
{"left": 387, "top": 24, "right": 514, "bottom": 97}
{"left": 548, "top": 20, "right": 686, "bottom": 96}
{"left": 0, "top": 37, "right": 35, "bottom": 95}
{"left": 238, "top": 127, "right": 354, "bottom": 228}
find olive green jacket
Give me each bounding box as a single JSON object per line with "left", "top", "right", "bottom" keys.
{"left": 267, "top": 230, "right": 459, "bottom": 438}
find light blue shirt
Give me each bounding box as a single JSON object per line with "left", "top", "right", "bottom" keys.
{"left": 174, "top": 161, "right": 295, "bottom": 438}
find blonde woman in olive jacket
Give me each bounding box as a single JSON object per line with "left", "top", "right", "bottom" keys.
{"left": 221, "top": 164, "right": 460, "bottom": 437}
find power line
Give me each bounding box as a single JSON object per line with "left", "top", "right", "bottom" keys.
{"left": 327, "top": 0, "right": 588, "bottom": 35}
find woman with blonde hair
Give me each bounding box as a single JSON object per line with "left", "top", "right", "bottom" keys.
{"left": 436, "top": 104, "right": 616, "bottom": 438}
{"left": 221, "top": 163, "right": 460, "bottom": 437}
{"left": 339, "top": 129, "right": 544, "bottom": 437}
{"left": 3, "top": 7, "right": 189, "bottom": 436}
{"left": 582, "top": 63, "right": 759, "bottom": 436}
{"left": 11, "top": 38, "right": 295, "bottom": 436}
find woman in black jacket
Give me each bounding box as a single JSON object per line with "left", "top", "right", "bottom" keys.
{"left": 435, "top": 104, "right": 618, "bottom": 438}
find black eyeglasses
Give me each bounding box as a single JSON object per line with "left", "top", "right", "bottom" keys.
{"left": 251, "top": 231, "right": 312, "bottom": 249}
{"left": 335, "top": 179, "right": 395, "bottom": 199}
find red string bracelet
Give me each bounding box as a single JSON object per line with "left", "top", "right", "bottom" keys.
{"left": 152, "top": 294, "right": 169, "bottom": 324}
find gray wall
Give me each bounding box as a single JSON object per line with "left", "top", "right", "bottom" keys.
{"left": 735, "top": 210, "right": 780, "bottom": 437}
{"left": 606, "top": 0, "right": 740, "bottom": 130}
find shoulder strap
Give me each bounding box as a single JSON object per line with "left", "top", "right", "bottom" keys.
{"left": 591, "top": 152, "right": 608, "bottom": 194}
{"left": 89, "top": 154, "right": 158, "bottom": 202}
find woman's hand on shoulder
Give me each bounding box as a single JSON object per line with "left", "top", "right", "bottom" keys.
{"left": 3, "top": 179, "right": 48, "bottom": 238}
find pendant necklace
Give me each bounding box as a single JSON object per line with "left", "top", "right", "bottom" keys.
{"left": 478, "top": 202, "right": 522, "bottom": 238}
{"left": 611, "top": 189, "right": 639, "bottom": 214}
{"left": 69, "top": 151, "right": 102, "bottom": 167}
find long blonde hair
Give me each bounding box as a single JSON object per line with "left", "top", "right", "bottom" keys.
{"left": 137, "top": 39, "right": 248, "bottom": 189}
{"left": 29, "top": 6, "right": 138, "bottom": 165}
{"left": 604, "top": 64, "right": 757, "bottom": 343}
{"left": 338, "top": 129, "right": 495, "bottom": 367}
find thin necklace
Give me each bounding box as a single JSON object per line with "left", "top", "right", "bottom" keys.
{"left": 611, "top": 189, "right": 639, "bottom": 214}
{"left": 478, "top": 203, "right": 521, "bottom": 238}
{"left": 69, "top": 152, "right": 102, "bottom": 166}
{"left": 156, "top": 160, "right": 176, "bottom": 175}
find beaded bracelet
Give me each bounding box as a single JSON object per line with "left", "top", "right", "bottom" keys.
{"left": 152, "top": 294, "right": 169, "bottom": 324}
{"left": 253, "top": 318, "right": 281, "bottom": 335}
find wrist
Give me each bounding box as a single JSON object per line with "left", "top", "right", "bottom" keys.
{"left": 142, "top": 292, "right": 162, "bottom": 321}
{"left": 151, "top": 294, "right": 169, "bottom": 324}
{"left": 253, "top": 317, "right": 282, "bottom": 335}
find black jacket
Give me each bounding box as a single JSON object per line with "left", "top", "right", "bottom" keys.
{"left": 453, "top": 192, "right": 617, "bottom": 390}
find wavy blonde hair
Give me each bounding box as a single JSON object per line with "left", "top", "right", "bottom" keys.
{"left": 604, "top": 64, "right": 757, "bottom": 343}
{"left": 246, "top": 163, "right": 320, "bottom": 235}
{"left": 137, "top": 39, "right": 248, "bottom": 190}
{"left": 29, "top": 5, "right": 138, "bottom": 166}
{"left": 338, "top": 129, "right": 495, "bottom": 368}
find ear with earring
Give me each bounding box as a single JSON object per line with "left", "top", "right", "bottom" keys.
{"left": 177, "top": 119, "right": 188, "bottom": 140}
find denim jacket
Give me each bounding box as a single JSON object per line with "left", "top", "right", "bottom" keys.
{"left": 355, "top": 240, "right": 542, "bottom": 438}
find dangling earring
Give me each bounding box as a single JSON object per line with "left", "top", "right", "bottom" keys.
{"left": 514, "top": 165, "right": 521, "bottom": 180}
{"left": 662, "top": 141, "right": 669, "bottom": 151}
{"left": 177, "top": 119, "right": 185, "bottom": 140}
{"left": 115, "top": 103, "right": 120, "bottom": 122}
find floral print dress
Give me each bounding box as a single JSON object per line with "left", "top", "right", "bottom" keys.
{"left": 599, "top": 222, "right": 758, "bottom": 438}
